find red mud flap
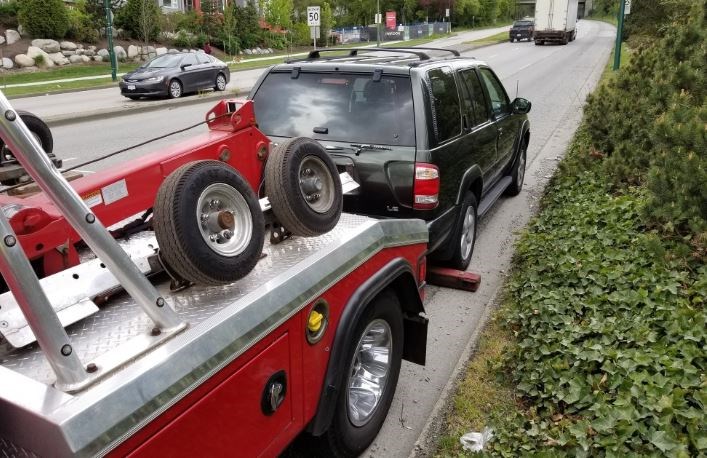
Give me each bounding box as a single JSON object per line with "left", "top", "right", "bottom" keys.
{"left": 426, "top": 266, "right": 481, "bottom": 292}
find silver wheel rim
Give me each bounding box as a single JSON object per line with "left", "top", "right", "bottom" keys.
{"left": 298, "top": 155, "right": 335, "bottom": 214}
{"left": 196, "top": 183, "right": 252, "bottom": 256}
{"left": 346, "top": 319, "right": 392, "bottom": 427}
{"left": 216, "top": 75, "right": 226, "bottom": 90}
{"left": 460, "top": 205, "right": 476, "bottom": 261}
{"left": 170, "top": 81, "right": 181, "bottom": 97}
{"left": 517, "top": 148, "right": 526, "bottom": 189}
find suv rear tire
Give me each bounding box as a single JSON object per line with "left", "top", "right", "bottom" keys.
{"left": 505, "top": 140, "right": 527, "bottom": 196}
{"left": 448, "top": 192, "right": 478, "bottom": 270}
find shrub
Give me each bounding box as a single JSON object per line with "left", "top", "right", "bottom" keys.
{"left": 18, "top": 0, "right": 70, "bottom": 39}
{"left": 114, "top": 0, "right": 161, "bottom": 42}
{"left": 0, "top": 0, "right": 19, "bottom": 28}
{"left": 291, "top": 22, "right": 311, "bottom": 46}
{"left": 583, "top": 0, "right": 706, "bottom": 237}
{"left": 67, "top": 2, "right": 99, "bottom": 44}
{"left": 172, "top": 29, "right": 193, "bottom": 48}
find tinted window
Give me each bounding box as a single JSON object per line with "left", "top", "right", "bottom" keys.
{"left": 196, "top": 53, "right": 211, "bottom": 64}
{"left": 478, "top": 68, "right": 510, "bottom": 118}
{"left": 513, "top": 21, "right": 533, "bottom": 27}
{"left": 252, "top": 72, "right": 415, "bottom": 146}
{"left": 459, "top": 69, "right": 490, "bottom": 127}
{"left": 144, "top": 54, "right": 183, "bottom": 68}
{"left": 181, "top": 54, "right": 198, "bottom": 66}
{"left": 427, "top": 67, "right": 462, "bottom": 143}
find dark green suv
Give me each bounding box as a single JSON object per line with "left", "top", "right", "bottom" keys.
{"left": 249, "top": 47, "right": 531, "bottom": 269}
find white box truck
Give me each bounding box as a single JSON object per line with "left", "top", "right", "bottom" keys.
{"left": 534, "top": 0, "right": 579, "bottom": 45}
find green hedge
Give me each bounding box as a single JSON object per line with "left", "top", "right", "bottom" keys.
{"left": 18, "top": 0, "right": 69, "bottom": 39}
{"left": 583, "top": 0, "right": 706, "bottom": 237}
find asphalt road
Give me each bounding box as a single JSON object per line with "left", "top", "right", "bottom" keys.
{"left": 9, "top": 21, "right": 615, "bottom": 457}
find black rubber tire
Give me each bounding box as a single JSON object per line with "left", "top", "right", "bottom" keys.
{"left": 126, "top": 95, "right": 140, "bottom": 100}
{"left": 153, "top": 160, "right": 265, "bottom": 285}
{"left": 325, "top": 289, "right": 403, "bottom": 457}
{"left": 168, "top": 79, "right": 183, "bottom": 98}
{"left": 264, "top": 137, "right": 342, "bottom": 237}
{"left": 11, "top": 111, "right": 53, "bottom": 154}
{"left": 505, "top": 140, "right": 527, "bottom": 197}
{"left": 214, "top": 73, "right": 227, "bottom": 91}
{"left": 509, "top": 38, "right": 514, "bottom": 43}
{"left": 447, "top": 192, "right": 478, "bottom": 271}
{"left": 535, "top": 40, "right": 543, "bottom": 45}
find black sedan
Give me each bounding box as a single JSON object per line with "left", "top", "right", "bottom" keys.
{"left": 119, "top": 52, "right": 230, "bottom": 100}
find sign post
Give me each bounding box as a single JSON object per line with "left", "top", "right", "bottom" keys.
{"left": 103, "top": 0, "right": 117, "bottom": 82}
{"left": 307, "top": 6, "right": 321, "bottom": 49}
{"left": 613, "top": 0, "right": 629, "bottom": 70}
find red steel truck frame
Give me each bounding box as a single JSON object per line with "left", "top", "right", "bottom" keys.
{"left": 0, "top": 92, "right": 429, "bottom": 457}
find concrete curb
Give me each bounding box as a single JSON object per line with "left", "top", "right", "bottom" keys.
{"left": 408, "top": 286, "right": 502, "bottom": 457}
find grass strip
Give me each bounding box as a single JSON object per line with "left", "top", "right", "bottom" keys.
{"left": 465, "top": 31, "right": 510, "bottom": 46}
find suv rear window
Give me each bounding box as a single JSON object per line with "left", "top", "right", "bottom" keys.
{"left": 252, "top": 72, "right": 415, "bottom": 146}
{"left": 513, "top": 21, "right": 533, "bottom": 27}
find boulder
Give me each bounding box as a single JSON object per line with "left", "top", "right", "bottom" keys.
{"left": 0, "top": 36, "right": 5, "bottom": 45}
{"left": 31, "top": 39, "right": 61, "bottom": 53}
{"left": 14, "top": 54, "right": 35, "bottom": 68}
{"left": 27, "top": 46, "right": 55, "bottom": 67}
{"left": 146, "top": 46, "right": 156, "bottom": 54}
{"left": 84, "top": 50, "right": 95, "bottom": 57}
{"left": 17, "top": 24, "right": 26, "bottom": 36}
{"left": 2, "top": 57, "right": 14, "bottom": 70}
{"left": 88, "top": 45, "right": 97, "bottom": 52}
{"left": 81, "top": 55, "right": 90, "bottom": 63}
{"left": 244, "top": 49, "right": 252, "bottom": 55}
{"left": 93, "top": 55, "right": 103, "bottom": 62}
{"left": 5, "top": 29, "right": 20, "bottom": 45}
{"left": 98, "top": 48, "right": 109, "bottom": 58}
{"left": 168, "top": 48, "right": 179, "bottom": 53}
{"left": 114, "top": 46, "right": 127, "bottom": 61}
{"left": 156, "top": 47, "right": 167, "bottom": 56}
{"left": 62, "top": 50, "right": 76, "bottom": 57}
{"left": 127, "top": 45, "right": 139, "bottom": 59}
{"left": 47, "top": 52, "right": 70, "bottom": 66}
{"left": 69, "top": 55, "right": 83, "bottom": 64}
{"left": 60, "top": 41, "right": 78, "bottom": 51}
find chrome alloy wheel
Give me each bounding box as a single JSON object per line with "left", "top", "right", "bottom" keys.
{"left": 517, "top": 147, "right": 527, "bottom": 189}
{"left": 346, "top": 319, "right": 392, "bottom": 426}
{"left": 196, "top": 183, "right": 253, "bottom": 256}
{"left": 459, "top": 205, "right": 476, "bottom": 261}
{"left": 298, "top": 155, "right": 336, "bottom": 214}
{"left": 216, "top": 74, "right": 227, "bottom": 91}
{"left": 169, "top": 80, "right": 182, "bottom": 98}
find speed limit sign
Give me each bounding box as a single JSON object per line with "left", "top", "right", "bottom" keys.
{"left": 307, "top": 6, "right": 321, "bottom": 26}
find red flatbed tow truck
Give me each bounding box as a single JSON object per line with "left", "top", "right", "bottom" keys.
{"left": 0, "top": 93, "right": 429, "bottom": 457}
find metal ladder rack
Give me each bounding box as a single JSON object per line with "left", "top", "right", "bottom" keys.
{"left": 0, "top": 91, "right": 187, "bottom": 392}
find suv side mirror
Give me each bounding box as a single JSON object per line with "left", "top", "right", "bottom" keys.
{"left": 512, "top": 98, "right": 532, "bottom": 114}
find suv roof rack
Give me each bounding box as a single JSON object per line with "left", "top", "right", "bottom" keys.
{"left": 304, "top": 47, "right": 460, "bottom": 61}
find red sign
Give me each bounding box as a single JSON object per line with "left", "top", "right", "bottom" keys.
{"left": 386, "top": 11, "right": 396, "bottom": 30}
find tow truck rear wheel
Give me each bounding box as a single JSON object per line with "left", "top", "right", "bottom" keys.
{"left": 153, "top": 160, "right": 265, "bottom": 285}
{"left": 265, "top": 137, "right": 342, "bottom": 237}
{"left": 325, "top": 290, "right": 403, "bottom": 457}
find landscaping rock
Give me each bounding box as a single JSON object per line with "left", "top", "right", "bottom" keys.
{"left": 128, "top": 45, "right": 139, "bottom": 59}
{"left": 48, "top": 52, "right": 70, "bottom": 66}
{"left": 5, "top": 29, "right": 21, "bottom": 45}
{"left": 98, "top": 48, "right": 109, "bottom": 58}
{"left": 2, "top": 58, "right": 14, "bottom": 70}
{"left": 93, "top": 56, "right": 103, "bottom": 62}
{"left": 27, "top": 46, "right": 55, "bottom": 67}
{"left": 69, "top": 55, "right": 83, "bottom": 64}
{"left": 62, "top": 50, "right": 76, "bottom": 56}
{"left": 31, "top": 39, "right": 61, "bottom": 53}
{"left": 14, "top": 54, "right": 34, "bottom": 68}
{"left": 0, "top": 36, "right": 5, "bottom": 45}
{"left": 268, "top": 48, "right": 274, "bottom": 54}
{"left": 84, "top": 50, "right": 95, "bottom": 57}
{"left": 60, "top": 41, "right": 78, "bottom": 51}
{"left": 17, "top": 25, "right": 26, "bottom": 36}
{"left": 244, "top": 49, "right": 252, "bottom": 55}
{"left": 114, "top": 46, "right": 127, "bottom": 61}
{"left": 156, "top": 47, "right": 167, "bottom": 56}
{"left": 168, "top": 48, "right": 179, "bottom": 53}
{"left": 88, "top": 45, "right": 96, "bottom": 52}
{"left": 146, "top": 46, "right": 156, "bottom": 54}
{"left": 81, "top": 55, "right": 90, "bottom": 63}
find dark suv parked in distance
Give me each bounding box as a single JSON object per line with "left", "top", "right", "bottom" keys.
{"left": 249, "top": 47, "right": 531, "bottom": 269}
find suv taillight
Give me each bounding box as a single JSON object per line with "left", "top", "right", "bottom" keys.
{"left": 413, "top": 163, "right": 439, "bottom": 210}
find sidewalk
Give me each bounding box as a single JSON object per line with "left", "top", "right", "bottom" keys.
{"left": 10, "top": 27, "right": 509, "bottom": 126}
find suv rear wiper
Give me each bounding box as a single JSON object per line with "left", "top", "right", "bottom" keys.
{"left": 349, "top": 144, "right": 393, "bottom": 155}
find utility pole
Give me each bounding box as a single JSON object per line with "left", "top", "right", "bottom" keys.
{"left": 376, "top": 0, "right": 381, "bottom": 47}
{"left": 104, "top": 0, "right": 118, "bottom": 81}
{"left": 613, "top": 0, "right": 627, "bottom": 70}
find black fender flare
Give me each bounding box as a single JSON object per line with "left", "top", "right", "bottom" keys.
{"left": 456, "top": 164, "right": 483, "bottom": 205}
{"left": 307, "top": 257, "right": 426, "bottom": 436}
